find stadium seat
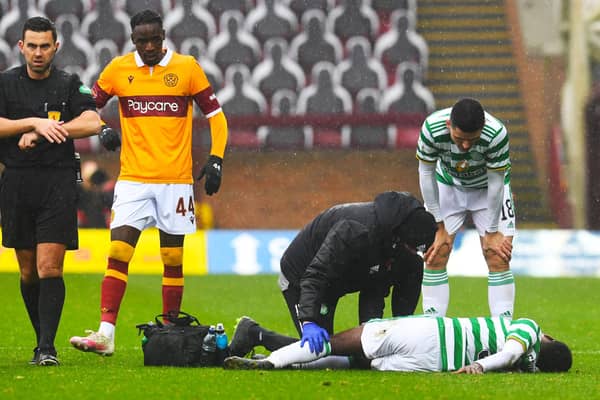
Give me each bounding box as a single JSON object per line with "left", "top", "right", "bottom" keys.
{"left": 244, "top": 0, "right": 298, "bottom": 44}
{"left": 393, "top": 126, "right": 420, "bottom": 149}
{"left": 257, "top": 89, "right": 309, "bottom": 150}
{"left": 217, "top": 64, "right": 267, "bottom": 148}
{"left": 0, "top": 0, "right": 6, "bottom": 20}
{"left": 124, "top": 0, "right": 171, "bottom": 17}
{"left": 80, "top": 0, "right": 130, "bottom": 50}
{"left": 83, "top": 39, "right": 119, "bottom": 86}
{"left": 219, "top": 64, "right": 268, "bottom": 116}
{"left": 0, "top": 0, "right": 43, "bottom": 46}
{"left": 39, "top": 0, "right": 90, "bottom": 22}
{"left": 350, "top": 88, "right": 388, "bottom": 149}
{"left": 53, "top": 14, "right": 94, "bottom": 71}
{"left": 252, "top": 38, "right": 305, "bottom": 103}
{"left": 336, "top": 36, "right": 387, "bottom": 99}
{"left": 288, "top": 9, "right": 343, "bottom": 75}
{"left": 373, "top": 9, "right": 428, "bottom": 82}
{"left": 180, "top": 37, "right": 224, "bottom": 92}
{"left": 208, "top": 10, "right": 261, "bottom": 73}
{"left": 380, "top": 61, "right": 435, "bottom": 115}
{"left": 297, "top": 61, "right": 352, "bottom": 148}
{"left": 164, "top": 0, "right": 216, "bottom": 50}
{"left": 379, "top": 62, "right": 433, "bottom": 150}
{"left": 203, "top": 0, "right": 253, "bottom": 19}
{"left": 0, "top": 38, "right": 14, "bottom": 71}
{"left": 325, "top": 0, "right": 379, "bottom": 44}
{"left": 372, "top": 0, "right": 417, "bottom": 15}
{"left": 286, "top": 0, "right": 334, "bottom": 20}
{"left": 371, "top": 0, "right": 416, "bottom": 29}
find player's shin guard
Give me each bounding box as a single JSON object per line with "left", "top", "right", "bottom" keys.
{"left": 488, "top": 271, "right": 515, "bottom": 318}
{"left": 267, "top": 341, "right": 331, "bottom": 368}
{"left": 421, "top": 268, "right": 449, "bottom": 316}
{"left": 101, "top": 241, "right": 134, "bottom": 325}
{"left": 161, "top": 247, "right": 184, "bottom": 317}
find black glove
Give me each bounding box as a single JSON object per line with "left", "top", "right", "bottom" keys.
{"left": 98, "top": 125, "right": 121, "bottom": 151}
{"left": 197, "top": 155, "right": 222, "bottom": 195}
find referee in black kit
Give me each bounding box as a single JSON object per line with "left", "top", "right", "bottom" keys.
{"left": 0, "top": 17, "right": 102, "bottom": 366}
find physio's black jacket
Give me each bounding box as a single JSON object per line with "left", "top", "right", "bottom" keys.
{"left": 281, "top": 191, "right": 427, "bottom": 323}
{"left": 0, "top": 65, "right": 96, "bottom": 168}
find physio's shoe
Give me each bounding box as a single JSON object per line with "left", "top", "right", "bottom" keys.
{"left": 70, "top": 330, "right": 114, "bottom": 356}
{"left": 223, "top": 356, "right": 274, "bottom": 370}
{"left": 228, "top": 316, "right": 259, "bottom": 357}
{"left": 37, "top": 353, "right": 60, "bottom": 366}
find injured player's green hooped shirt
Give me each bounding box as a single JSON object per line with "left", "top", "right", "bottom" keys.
{"left": 416, "top": 107, "right": 511, "bottom": 188}
{"left": 437, "top": 317, "right": 542, "bottom": 372}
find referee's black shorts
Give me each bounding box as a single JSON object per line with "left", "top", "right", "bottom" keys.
{"left": 0, "top": 167, "right": 79, "bottom": 250}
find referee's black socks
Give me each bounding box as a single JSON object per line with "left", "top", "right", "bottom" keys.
{"left": 38, "top": 277, "right": 65, "bottom": 355}
{"left": 20, "top": 279, "right": 41, "bottom": 344}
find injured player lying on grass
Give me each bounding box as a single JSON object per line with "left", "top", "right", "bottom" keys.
{"left": 223, "top": 315, "right": 572, "bottom": 373}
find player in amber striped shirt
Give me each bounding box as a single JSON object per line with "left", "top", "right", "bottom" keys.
{"left": 70, "top": 9, "right": 228, "bottom": 356}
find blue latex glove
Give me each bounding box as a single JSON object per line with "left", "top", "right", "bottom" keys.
{"left": 300, "top": 322, "right": 330, "bottom": 354}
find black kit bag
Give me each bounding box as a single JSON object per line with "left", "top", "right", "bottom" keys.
{"left": 136, "top": 311, "right": 210, "bottom": 367}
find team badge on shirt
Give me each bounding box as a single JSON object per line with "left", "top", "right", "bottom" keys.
{"left": 456, "top": 160, "right": 469, "bottom": 172}
{"left": 164, "top": 73, "right": 178, "bottom": 87}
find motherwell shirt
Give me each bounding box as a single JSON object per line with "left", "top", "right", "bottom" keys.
{"left": 93, "top": 49, "right": 221, "bottom": 183}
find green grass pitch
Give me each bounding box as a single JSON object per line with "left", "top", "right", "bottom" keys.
{"left": 1, "top": 273, "right": 599, "bottom": 399}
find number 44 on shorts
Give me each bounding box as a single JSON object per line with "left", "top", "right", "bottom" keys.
{"left": 176, "top": 196, "right": 195, "bottom": 217}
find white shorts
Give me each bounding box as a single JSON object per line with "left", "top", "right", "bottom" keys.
{"left": 111, "top": 180, "right": 196, "bottom": 234}
{"left": 361, "top": 317, "right": 441, "bottom": 372}
{"left": 438, "top": 182, "right": 516, "bottom": 236}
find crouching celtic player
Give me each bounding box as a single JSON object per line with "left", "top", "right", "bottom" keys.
{"left": 223, "top": 315, "right": 572, "bottom": 373}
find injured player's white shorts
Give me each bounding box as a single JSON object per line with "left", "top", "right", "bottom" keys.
{"left": 361, "top": 316, "right": 441, "bottom": 372}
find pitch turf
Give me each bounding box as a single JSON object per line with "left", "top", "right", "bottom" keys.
{"left": 1, "top": 273, "right": 598, "bottom": 399}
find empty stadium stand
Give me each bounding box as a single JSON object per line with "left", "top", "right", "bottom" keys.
{"left": 0, "top": 0, "right": 555, "bottom": 226}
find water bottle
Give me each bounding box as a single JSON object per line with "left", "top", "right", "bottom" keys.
{"left": 141, "top": 321, "right": 154, "bottom": 346}
{"left": 200, "top": 325, "right": 217, "bottom": 366}
{"left": 215, "top": 323, "right": 228, "bottom": 349}
{"left": 215, "top": 323, "right": 228, "bottom": 365}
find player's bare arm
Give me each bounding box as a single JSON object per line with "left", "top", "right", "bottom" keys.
{"left": 0, "top": 116, "right": 68, "bottom": 142}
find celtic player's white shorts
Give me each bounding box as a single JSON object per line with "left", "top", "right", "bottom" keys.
{"left": 361, "top": 317, "right": 441, "bottom": 372}
{"left": 110, "top": 180, "right": 196, "bottom": 234}
{"left": 438, "top": 182, "right": 516, "bottom": 236}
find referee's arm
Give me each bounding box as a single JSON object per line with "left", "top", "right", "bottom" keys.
{"left": 0, "top": 116, "right": 69, "bottom": 142}
{"left": 62, "top": 110, "right": 102, "bottom": 138}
